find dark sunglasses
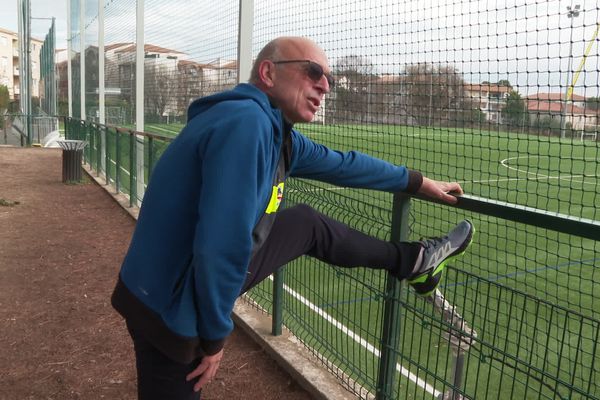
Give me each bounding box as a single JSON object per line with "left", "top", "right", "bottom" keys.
{"left": 272, "top": 59, "right": 335, "bottom": 89}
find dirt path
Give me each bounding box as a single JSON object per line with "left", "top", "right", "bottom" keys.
{"left": 0, "top": 148, "right": 313, "bottom": 400}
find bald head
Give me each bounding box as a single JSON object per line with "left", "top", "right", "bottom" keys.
{"left": 249, "top": 37, "right": 326, "bottom": 84}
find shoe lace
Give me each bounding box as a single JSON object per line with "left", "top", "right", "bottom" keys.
{"left": 420, "top": 235, "right": 447, "bottom": 249}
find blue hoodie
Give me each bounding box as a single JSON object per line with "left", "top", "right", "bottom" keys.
{"left": 112, "top": 83, "right": 421, "bottom": 363}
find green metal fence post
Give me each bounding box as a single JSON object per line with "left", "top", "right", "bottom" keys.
{"left": 95, "top": 124, "right": 101, "bottom": 176}
{"left": 73, "top": 119, "right": 78, "bottom": 141}
{"left": 129, "top": 131, "right": 137, "bottom": 207}
{"left": 272, "top": 267, "right": 284, "bottom": 336}
{"left": 89, "top": 123, "right": 95, "bottom": 168}
{"left": 148, "top": 136, "right": 154, "bottom": 178}
{"left": 105, "top": 127, "right": 110, "bottom": 185}
{"left": 84, "top": 121, "right": 90, "bottom": 165}
{"left": 115, "top": 129, "right": 121, "bottom": 194}
{"left": 376, "top": 193, "right": 411, "bottom": 400}
{"left": 63, "top": 117, "right": 69, "bottom": 139}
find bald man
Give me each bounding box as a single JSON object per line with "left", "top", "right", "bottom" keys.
{"left": 112, "top": 36, "right": 474, "bottom": 399}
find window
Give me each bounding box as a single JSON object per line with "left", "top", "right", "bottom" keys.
{"left": 1, "top": 56, "right": 7, "bottom": 69}
{"left": 0, "top": 36, "right": 7, "bottom": 46}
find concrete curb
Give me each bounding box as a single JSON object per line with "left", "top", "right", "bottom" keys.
{"left": 81, "top": 163, "right": 357, "bottom": 400}
{"left": 232, "top": 301, "right": 358, "bottom": 400}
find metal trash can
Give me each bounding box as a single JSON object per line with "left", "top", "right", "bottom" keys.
{"left": 57, "top": 140, "right": 87, "bottom": 183}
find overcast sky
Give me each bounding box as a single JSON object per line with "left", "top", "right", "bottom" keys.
{"left": 1, "top": 0, "right": 598, "bottom": 97}
{"left": 0, "top": 0, "right": 67, "bottom": 48}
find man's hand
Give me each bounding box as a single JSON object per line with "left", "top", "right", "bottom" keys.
{"left": 186, "top": 349, "right": 224, "bottom": 392}
{"left": 417, "top": 177, "right": 463, "bottom": 205}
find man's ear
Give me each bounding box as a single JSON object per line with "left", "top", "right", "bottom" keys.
{"left": 258, "top": 60, "right": 276, "bottom": 88}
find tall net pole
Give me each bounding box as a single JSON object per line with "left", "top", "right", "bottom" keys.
{"left": 39, "top": 17, "right": 57, "bottom": 116}
{"left": 18, "top": 0, "right": 32, "bottom": 145}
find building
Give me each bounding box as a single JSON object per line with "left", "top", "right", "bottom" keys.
{"left": 464, "top": 83, "right": 511, "bottom": 124}
{"left": 0, "top": 27, "right": 43, "bottom": 102}
{"left": 57, "top": 42, "right": 239, "bottom": 121}
{"left": 525, "top": 93, "right": 598, "bottom": 131}
{"left": 525, "top": 100, "right": 590, "bottom": 130}
{"left": 525, "top": 92, "right": 587, "bottom": 109}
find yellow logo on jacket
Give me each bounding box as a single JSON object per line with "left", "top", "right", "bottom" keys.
{"left": 265, "top": 182, "right": 285, "bottom": 214}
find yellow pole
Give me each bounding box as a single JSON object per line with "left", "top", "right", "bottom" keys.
{"left": 567, "top": 22, "right": 600, "bottom": 101}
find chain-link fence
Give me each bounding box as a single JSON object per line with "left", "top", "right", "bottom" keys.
{"left": 66, "top": 1, "right": 600, "bottom": 399}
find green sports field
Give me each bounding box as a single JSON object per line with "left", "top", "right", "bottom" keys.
{"left": 107, "top": 121, "right": 600, "bottom": 398}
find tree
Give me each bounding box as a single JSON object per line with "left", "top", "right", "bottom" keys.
{"left": 332, "top": 55, "right": 375, "bottom": 123}
{"left": 533, "top": 115, "right": 561, "bottom": 136}
{"left": 585, "top": 97, "right": 600, "bottom": 110}
{"left": 0, "top": 85, "right": 9, "bottom": 128}
{"left": 144, "top": 62, "right": 179, "bottom": 122}
{"left": 496, "top": 79, "right": 512, "bottom": 88}
{"left": 0, "top": 85, "right": 9, "bottom": 114}
{"left": 501, "top": 90, "right": 526, "bottom": 128}
{"left": 335, "top": 55, "right": 374, "bottom": 77}
{"left": 177, "top": 63, "right": 204, "bottom": 113}
{"left": 402, "top": 63, "right": 474, "bottom": 127}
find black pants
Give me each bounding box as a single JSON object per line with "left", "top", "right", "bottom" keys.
{"left": 128, "top": 204, "right": 420, "bottom": 400}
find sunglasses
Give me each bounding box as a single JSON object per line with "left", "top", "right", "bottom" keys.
{"left": 272, "top": 59, "right": 335, "bottom": 89}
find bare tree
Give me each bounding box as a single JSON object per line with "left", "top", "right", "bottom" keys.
{"left": 402, "top": 63, "right": 475, "bottom": 127}
{"left": 332, "top": 55, "right": 375, "bottom": 123}
{"left": 144, "top": 62, "right": 179, "bottom": 122}
{"left": 177, "top": 62, "right": 204, "bottom": 113}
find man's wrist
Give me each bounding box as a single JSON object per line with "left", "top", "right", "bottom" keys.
{"left": 200, "top": 337, "right": 227, "bottom": 355}
{"left": 405, "top": 170, "right": 423, "bottom": 194}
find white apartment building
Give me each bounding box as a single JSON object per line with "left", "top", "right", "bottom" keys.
{"left": 0, "top": 27, "right": 43, "bottom": 102}
{"left": 464, "top": 83, "right": 511, "bottom": 124}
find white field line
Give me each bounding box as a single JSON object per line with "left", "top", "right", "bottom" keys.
{"left": 306, "top": 132, "right": 390, "bottom": 137}
{"left": 460, "top": 173, "right": 598, "bottom": 185}
{"left": 500, "top": 156, "right": 598, "bottom": 186}
{"left": 146, "top": 124, "right": 180, "bottom": 135}
{"left": 107, "top": 157, "right": 131, "bottom": 177}
{"left": 268, "top": 275, "right": 441, "bottom": 397}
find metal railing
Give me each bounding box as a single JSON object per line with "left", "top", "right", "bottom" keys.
{"left": 1, "top": 114, "right": 60, "bottom": 146}
{"left": 65, "top": 117, "right": 172, "bottom": 206}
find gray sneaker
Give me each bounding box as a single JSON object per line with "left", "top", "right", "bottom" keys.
{"left": 407, "top": 220, "right": 474, "bottom": 296}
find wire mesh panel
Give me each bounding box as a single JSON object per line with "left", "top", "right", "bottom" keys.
{"left": 84, "top": 0, "right": 99, "bottom": 122}
{"left": 39, "top": 20, "right": 57, "bottom": 115}
{"left": 143, "top": 0, "right": 239, "bottom": 134}
{"left": 251, "top": 0, "right": 600, "bottom": 399}
{"left": 400, "top": 265, "right": 600, "bottom": 400}
{"left": 104, "top": 0, "right": 137, "bottom": 127}
{"left": 104, "top": 126, "right": 119, "bottom": 185}
{"left": 70, "top": 0, "right": 81, "bottom": 119}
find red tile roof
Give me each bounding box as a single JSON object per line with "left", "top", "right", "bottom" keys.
{"left": 526, "top": 100, "right": 588, "bottom": 114}
{"left": 104, "top": 43, "right": 132, "bottom": 51}
{"left": 114, "top": 44, "right": 184, "bottom": 54}
{"left": 525, "top": 92, "right": 587, "bottom": 102}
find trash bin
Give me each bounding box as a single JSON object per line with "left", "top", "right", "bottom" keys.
{"left": 57, "top": 140, "right": 87, "bottom": 183}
